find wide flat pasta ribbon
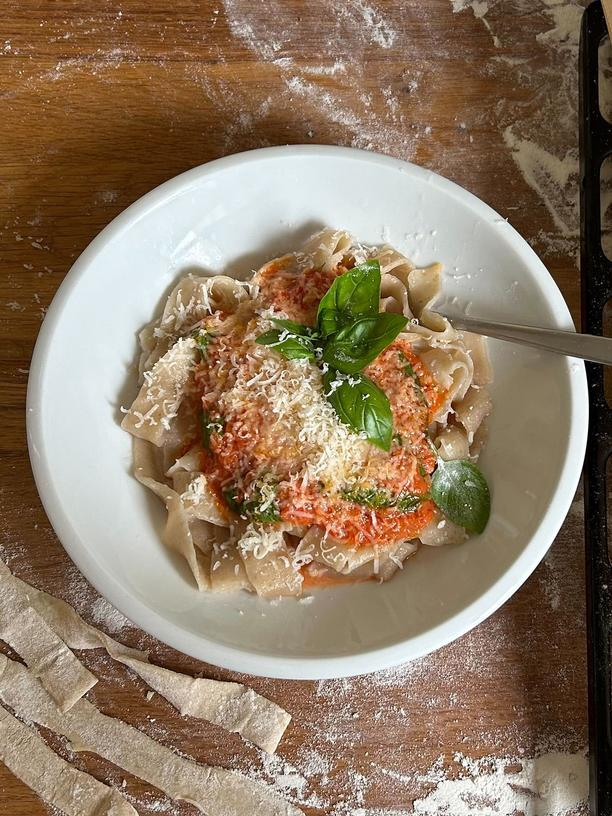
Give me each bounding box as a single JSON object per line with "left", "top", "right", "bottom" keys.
{"left": 0, "top": 654, "right": 303, "bottom": 816}
{"left": 1, "top": 562, "right": 291, "bottom": 753}
{"left": 0, "top": 703, "right": 136, "bottom": 816}
{"left": 0, "top": 561, "right": 97, "bottom": 711}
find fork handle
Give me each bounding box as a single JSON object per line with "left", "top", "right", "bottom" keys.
{"left": 446, "top": 315, "right": 612, "bottom": 366}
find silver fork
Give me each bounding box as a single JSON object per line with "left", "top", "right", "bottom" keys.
{"left": 443, "top": 314, "right": 612, "bottom": 366}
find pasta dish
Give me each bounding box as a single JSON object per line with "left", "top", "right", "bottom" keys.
{"left": 122, "top": 229, "right": 492, "bottom": 597}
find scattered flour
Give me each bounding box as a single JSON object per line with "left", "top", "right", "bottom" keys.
{"left": 232, "top": 736, "right": 588, "bottom": 815}
{"left": 451, "top": 0, "right": 490, "bottom": 19}
{"left": 450, "top": 0, "right": 500, "bottom": 47}
{"left": 506, "top": 1, "right": 582, "bottom": 250}
{"left": 331, "top": 0, "right": 398, "bottom": 48}
{"left": 502, "top": 128, "right": 579, "bottom": 236}
{"left": 95, "top": 189, "right": 119, "bottom": 204}
{"left": 217, "top": 0, "right": 415, "bottom": 153}
{"left": 413, "top": 750, "right": 588, "bottom": 815}
{"left": 452, "top": 0, "right": 586, "bottom": 255}
{"left": 536, "top": 3, "right": 583, "bottom": 49}
{"left": 90, "top": 596, "right": 130, "bottom": 635}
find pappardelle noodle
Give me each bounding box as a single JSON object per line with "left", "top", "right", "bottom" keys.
{"left": 122, "top": 229, "right": 492, "bottom": 597}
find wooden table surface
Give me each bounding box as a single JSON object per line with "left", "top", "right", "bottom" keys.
{"left": 0, "top": 1, "right": 591, "bottom": 814}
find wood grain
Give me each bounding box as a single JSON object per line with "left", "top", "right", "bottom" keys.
{"left": 0, "top": 1, "right": 589, "bottom": 814}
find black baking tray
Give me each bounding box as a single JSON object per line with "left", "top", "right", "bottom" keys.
{"left": 580, "top": 2, "right": 612, "bottom": 813}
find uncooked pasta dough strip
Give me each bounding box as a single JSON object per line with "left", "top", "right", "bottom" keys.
{"left": 0, "top": 563, "right": 97, "bottom": 711}
{"left": 105, "top": 655, "right": 291, "bottom": 754}
{"left": 3, "top": 563, "right": 291, "bottom": 753}
{"left": 0, "top": 703, "right": 136, "bottom": 816}
{"left": 0, "top": 655, "right": 302, "bottom": 816}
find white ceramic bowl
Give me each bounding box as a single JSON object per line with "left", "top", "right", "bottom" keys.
{"left": 27, "top": 146, "right": 588, "bottom": 679}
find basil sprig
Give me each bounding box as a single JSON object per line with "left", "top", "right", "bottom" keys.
{"left": 324, "top": 370, "right": 393, "bottom": 451}
{"left": 323, "top": 313, "right": 408, "bottom": 374}
{"left": 430, "top": 459, "right": 490, "bottom": 534}
{"left": 317, "top": 259, "right": 381, "bottom": 336}
{"left": 255, "top": 259, "right": 408, "bottom": 450}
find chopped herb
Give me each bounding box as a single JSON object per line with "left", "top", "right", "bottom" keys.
{"left": 393, "top": 433, "right": 403, "bottom": 447}
{"left": 192, "top": 329, "right": 212, "bottom": 356}
{"left": 396, "top": 493, "right": 423, "bottom": 512}
{"left": 417, "top": 462, "right": 427, "bottom": 477}
{"left": 340, "top": 486, "right": 423, "bottom": 513}
{"left": 247, "top": 500, "right": 281, "bottom": 523}
{"left": 341, "top": 487, "right": 393, "bottom": 508}
{"left": 223, "top": 481, "right": 281, "bottom": 522}
{"left": 399, "top": 352, "right": 428, "bottom": 406}
{"left": 223, "top": 487, "right": 241, "bottom": 513}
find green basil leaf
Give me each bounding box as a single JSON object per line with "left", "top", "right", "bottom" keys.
{"left": 324, "top": 369, "right": 393, "bottom": 451}
{"left": 317, "top": 259, "right": 381, "bottom": 336}
{"left": 270, "top": 317, "right": 315, "bottom": 336}
{"left": 430, "top": 459, "right": 491, "bottom": 534}
{"left": 256, "top": 329, "right": 315, "bottom": 360}
{"left": 322, "top": 313, "right": 408, "bottom": 374}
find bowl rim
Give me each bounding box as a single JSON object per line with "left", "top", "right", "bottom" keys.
{"left": 26, "top": 144, "right": 588, "bottom": 679}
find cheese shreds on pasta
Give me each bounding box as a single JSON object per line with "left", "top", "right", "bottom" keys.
{"left": 122, "top": 228, "right": 492, "bottom": 597}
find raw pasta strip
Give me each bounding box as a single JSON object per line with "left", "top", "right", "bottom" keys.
{"left": 0, "top": 564, "right": 97, "bottom": 712}
{"left": 3, "top": 565, "right": 290, "bottom": 753}
{"left": 113, "top": 663, "right": 291, "bottom": 754}
{"left": 0, "top": 703, "right": 136, "bottom": 816}
{"left": 0, "top": 655, "right": 303, "bottom": 816}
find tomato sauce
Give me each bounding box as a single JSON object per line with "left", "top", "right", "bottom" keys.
{"left": 255, "top": 257, "right": 347, "bottom": 325}
{"left": 194, "top": 274, "right": 442, "bottom": 550}
{"left": 280, "top": 486, "right": 436, "bottom": 548}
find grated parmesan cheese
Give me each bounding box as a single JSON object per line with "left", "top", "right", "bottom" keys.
{"left": 213, "top": 315, "right": 374, "bottom": 491}
{"left": 237, "top": 523, "right": 285, "bottom": 560}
